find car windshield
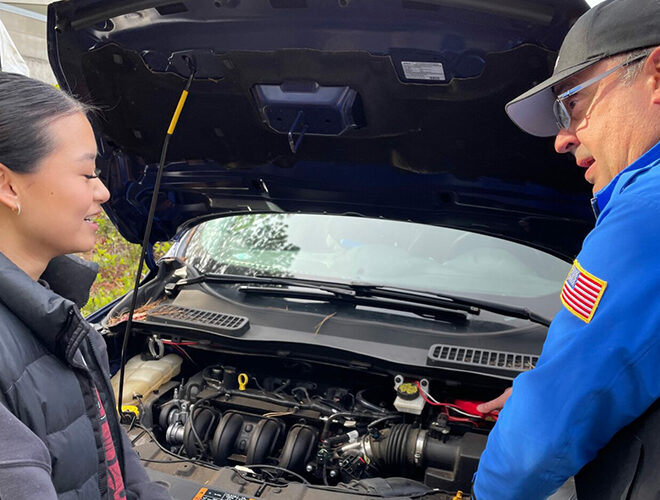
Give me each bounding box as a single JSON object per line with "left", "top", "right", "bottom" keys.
{"left": 183, "top": 213, "right": 570, "bottom": 300}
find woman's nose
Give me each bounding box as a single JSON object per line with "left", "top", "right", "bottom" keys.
{"left": 95, "top": 178, "right": 110, "bottom": 204}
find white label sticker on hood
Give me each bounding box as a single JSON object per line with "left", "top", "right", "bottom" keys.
{"left": 401, "top": 61, "right": 446, "bottom": 81}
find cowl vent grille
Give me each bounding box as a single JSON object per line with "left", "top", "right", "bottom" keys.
{"left": 147, "top": 305, "right": 249, "bottom": 336}
{"left": 427, "top": 344, "right": 537, "bottom": 377}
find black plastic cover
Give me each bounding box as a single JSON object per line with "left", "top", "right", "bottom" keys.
{"left": 427, "top": 343, "right": 538, "bottom": 377}
{"left": 146, "top": 304, "right": 250, "bottom": 336}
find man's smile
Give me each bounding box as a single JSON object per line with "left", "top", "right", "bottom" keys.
{"left": 576, "top": 155, "right": 596, "bottom": 184}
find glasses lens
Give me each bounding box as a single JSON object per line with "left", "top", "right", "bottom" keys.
{"left": 553, "top": 99, "right": 570, "bottom": 131}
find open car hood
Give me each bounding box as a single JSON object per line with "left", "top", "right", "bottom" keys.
{"left": 48, "top": 0, "right": 591, "bottom": 261}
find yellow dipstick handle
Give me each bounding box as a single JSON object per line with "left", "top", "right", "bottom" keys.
{"left": 167, "top": 89, "right": 189, "bottom": 135}
{"left": 121, "top": 405, "right": 140, "bottom": 417}
{"left": 452, "top": 491, "right": 463, "bottom": 500}
{"left": 238, "top": 373, "right": 249, "bottom": 391}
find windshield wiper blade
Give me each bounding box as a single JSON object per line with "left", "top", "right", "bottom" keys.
{"left": 348, "top": 285, "right": 552, "bottom": 327}
{"left": 170, "top": 273, "right": 469, "bottom": 323}
{"left": 170, "top": 273, "right": 551, "bottom": 326}
{"left": 173, "top": 274, "right": 472, "bottom": 311}
{"left": 168, "top": 273, "right": 357, "bottom": 298}
{"left": 238, "top": 285, "right": 469, "bottom": 324}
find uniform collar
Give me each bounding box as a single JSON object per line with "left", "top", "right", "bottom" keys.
{"left": 593, "top": 140, "right": 660, "bottom": 217}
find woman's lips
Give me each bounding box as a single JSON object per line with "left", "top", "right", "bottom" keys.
{"left": 84, "top": 213, "right": 101, "bottom": 230}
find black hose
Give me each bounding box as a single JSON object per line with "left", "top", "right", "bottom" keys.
{"left": 188, "top": 405, "right": 207, "bottom": 457}
{"left": 367, "top": 415, "right": 402, "bottom": 430}
{"left": 356, "top": 389, "right": 389, "bottom": 414}
{"left": 273, "top": 379, "right": 290, "bottom": 394}
{"left": 247, "top": 464, "right": 309, "bottom": 485}
{"left": 322, "top": 462, "right": 330, "bottom": 486}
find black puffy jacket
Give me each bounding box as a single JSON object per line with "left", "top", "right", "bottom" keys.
{"left": 0, "top": 252, "right": 170, "bottom": 499}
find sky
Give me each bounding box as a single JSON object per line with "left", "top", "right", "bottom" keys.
{"left": 586, "top": 0, "right": 606, "bottom": 5}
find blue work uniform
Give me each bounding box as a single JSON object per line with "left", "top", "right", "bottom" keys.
{"left": 474, "top": 139, "right": 660, "bottom": 499}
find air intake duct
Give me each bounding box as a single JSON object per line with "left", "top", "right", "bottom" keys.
{"left": 340, "top": 424, "right": 486, "bottom": 492}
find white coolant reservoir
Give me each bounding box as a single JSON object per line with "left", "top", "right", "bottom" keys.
{"left": 393, "top": 375, "right": 427, "bottom": 415}
{"left": 111, "top": 354, "right": 182, "bottom": 405}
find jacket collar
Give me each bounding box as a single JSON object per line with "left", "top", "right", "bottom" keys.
{"left": 593, "top": 139, "right": 660, "bottom": 216}
{"left": 41, "top": 254, "right": 99, "bottom": 308}
{"left": 0, "top": 252, "right": 91, "bottom": 363}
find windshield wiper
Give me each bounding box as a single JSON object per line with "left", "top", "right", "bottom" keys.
{"left": 169, "top": 273, "right": 358, "bottom": 300}
{"left": 238, "top": 284, "right": 471, "bottom": 323}
{"left": 168, "top": 273, "right": 551, "bottom": 326}
{"left": 168, "top": 273, "right": 469, "bottom": 323}
{"left": 348, "top": 284, "right": 551, "bottom": 327}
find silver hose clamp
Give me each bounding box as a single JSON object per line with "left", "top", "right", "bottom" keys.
{"left": 414, "top": 430, "right": 427, "bottom": 466}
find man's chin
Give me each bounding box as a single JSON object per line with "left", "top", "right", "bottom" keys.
{"left": 591, "top": 179, "right": 606, "bottom": 195}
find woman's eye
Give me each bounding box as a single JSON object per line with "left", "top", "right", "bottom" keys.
{"left": 84, "top": 168, "right": 101, "bottom": 180}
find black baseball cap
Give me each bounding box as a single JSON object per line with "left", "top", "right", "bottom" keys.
{"left": 505, "top": 0, "right": 660, "bottom": 137}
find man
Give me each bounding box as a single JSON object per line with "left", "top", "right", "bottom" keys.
{"left": 473, "top": 0, "right": 660, "bottom": 498}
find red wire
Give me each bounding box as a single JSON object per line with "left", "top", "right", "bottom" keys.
{"left": 169, "top": 344, "right": 196, "bottom": 365}
{"left": 446, "top": 413, "right": 478, "bottom": 424}
{"left": 415, "top": 381, "right": 481, "bottom": 424}
{"left": 159, "top": 340, "right": 197, "bottom": 364}
{"left": 416, "top": 381, "right": 444, "bottom": 406}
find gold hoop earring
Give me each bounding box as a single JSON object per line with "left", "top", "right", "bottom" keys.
{"left": 12, "top": 203, "right": 21, "bottom": 216}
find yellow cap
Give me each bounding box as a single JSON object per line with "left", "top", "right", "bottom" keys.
{"left": 238, "top": 373, "right": 249, "bottom": 391}
{"left": 121, "top": 405, "right": 140, "bottom": 417}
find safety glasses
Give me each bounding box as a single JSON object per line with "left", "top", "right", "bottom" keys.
{"left": 553, "top": 53, "right": 648, "bottom": 131}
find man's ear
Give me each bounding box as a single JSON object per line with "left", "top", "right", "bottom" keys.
{"left": 0, "top": 163, "right": 20, "bottom": 212}
{"left": 649, "top": 45, "right": 660, "bottom": 105}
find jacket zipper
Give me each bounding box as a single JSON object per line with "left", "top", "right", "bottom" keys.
{"left": 84, "top": 335, "right": 127, "bottom": 475}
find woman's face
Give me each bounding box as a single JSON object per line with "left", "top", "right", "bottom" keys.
{"left": 14, "top": 112, "right": 110, "bottom": 259}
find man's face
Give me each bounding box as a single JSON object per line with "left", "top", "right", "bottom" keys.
{"left": 553, "top": 56, "right": 654, "bottom": 194}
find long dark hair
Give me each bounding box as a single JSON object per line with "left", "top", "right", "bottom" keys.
{"left": 0, "top": 72, "right": 91, "bottom": 173}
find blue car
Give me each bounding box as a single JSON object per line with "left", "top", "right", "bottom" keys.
{"left": 48, "top": 1, "right": 590, "bottom": 498}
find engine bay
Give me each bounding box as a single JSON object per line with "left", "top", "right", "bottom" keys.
{"left": 116, "top": 338, "right": 502, "bottom": 499}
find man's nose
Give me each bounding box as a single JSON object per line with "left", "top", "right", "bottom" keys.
{"left": 554, "top": 127, "right": 579, "bottom": 154}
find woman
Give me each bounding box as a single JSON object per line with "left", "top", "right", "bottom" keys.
{"left": 0, "top": 72, "right": 171, "bottom": 499}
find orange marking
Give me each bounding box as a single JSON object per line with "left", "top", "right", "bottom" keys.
{"left": 192, "top": 488, "right": 208, "bottom": 500}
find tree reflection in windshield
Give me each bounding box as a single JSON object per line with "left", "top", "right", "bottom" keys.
{"left": 184, "top": 213, "right": 570, "bottom": 302}
{"left": 186, "top": 214, "right": 299, "bottom": 277}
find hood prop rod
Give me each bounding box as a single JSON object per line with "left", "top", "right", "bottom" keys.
{"left": 288, "top": 110, "right": 308, "bottom": 154}
{"left": 116, "top": 68, "right": 195, "bottom": 418}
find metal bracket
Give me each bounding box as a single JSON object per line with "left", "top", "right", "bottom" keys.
{"left": 288, "top": 110, "right": 309, "bottom": 154}
{"left": 148, "top": 334, "right": 165, "bottom": 359}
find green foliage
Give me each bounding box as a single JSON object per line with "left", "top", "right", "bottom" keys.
{"left": 80, "top": 213, "right": 171, "bottom": 316}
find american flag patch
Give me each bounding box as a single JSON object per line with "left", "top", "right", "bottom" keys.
{"left": 560, "top": 261, "right": 607, "bottom": 323}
